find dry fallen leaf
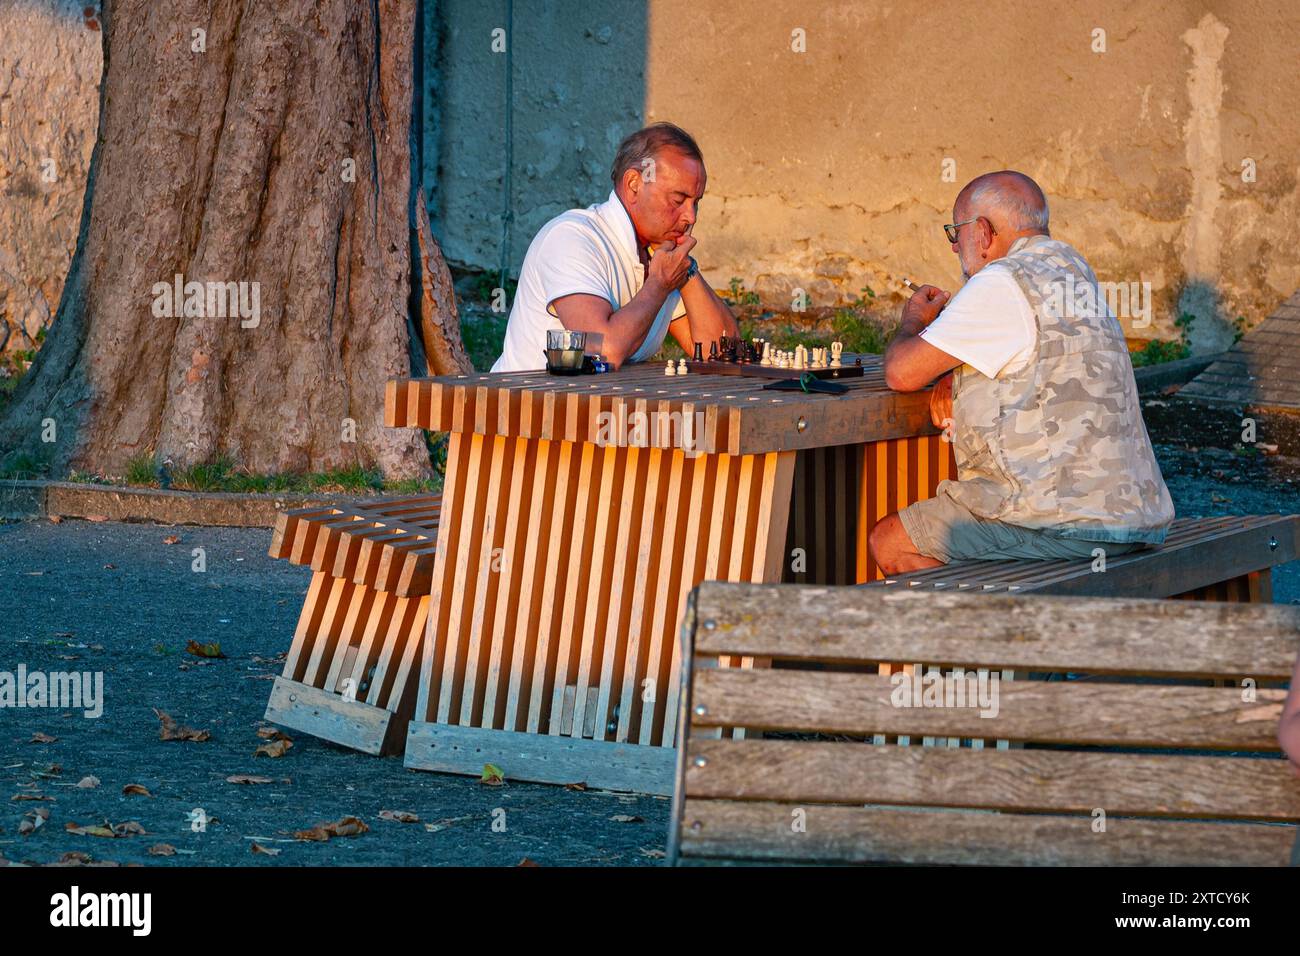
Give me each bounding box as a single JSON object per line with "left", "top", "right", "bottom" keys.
{"left": 113, "top": 821, "right": 147, "bottom": 837}
{"left": 250, "top": 842, "right": 281, "bottom": 857}
{"left": 293, "top": 816, "right": 369, "bottom": 842}
{"left": 75, "top": 775, "right": 100, "bottom": 789}
{"left": 154, "top": 708, "right": 211, "bottom": 742}
{"left": 162, "top": 535, "right": 182, "bottom": 545}
{"left": 19, "top": 808, "right": 49, "bottom": 836}
{"left": 102, "top": 564, "right": 117, "bottom": 570}
{"left": 29, "top": 732, "right": 57, "bottom": 744}
{"left": 65, "top": 822, "right": 116, "bottom": 838}
{"left": 480, "top": 763, "right": 505, "bottom": 786}
{"left": 226, "top": 775, "right": 274, "bottom": 785}
{"left": 185, "top": 639, "right": 226, "bottom": 659}
{"left": 563, "top": 782, "right": 587, "bottom": 792}
{"left": 11, "top": 793, "right": 52, "bottom": 802}
{"left": 122, "top": 784, "right": 153, "bottom": 798}
{"left": 48, "top": 514, "right": 63, "bottom": 524}
{"left": 516, "top": 857, "right": 540, "bottom": 867}
{"left": 640, "top": 847, "right": 667, "bottom": 859}
{"left": 256, "top": 726, "right": 291, "bottom": 740}
{"left": 378, "top": 809, "right": 420, "bottom": 824}
{"left": 255, "top": 738, "right": 292, "bottom": 758}
{"left": 59, "top": 851, "right": 93, "bottom": 865}
{"left": 147, "top": 844, "right": 176, "bottom": 857}
{"left": 610, "top": 815, "right": 644, "bottom": 823}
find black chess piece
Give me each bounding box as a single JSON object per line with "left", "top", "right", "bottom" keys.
{"left": 694, "top": 342, "right": 704, "bottom": 362}
{"left": 708, "top": 341, "right": 717, "bottom": 361}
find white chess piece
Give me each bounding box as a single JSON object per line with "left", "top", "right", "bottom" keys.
{"left": 677, "top": 358, "right": 688, "bottom": 375}
{"left": 830, "top": 341, "right": 843, "bottom": 368}
{"left": 665, "top": 360, "right": 676, "bottom": 376}
{"left": 761, "top": 342, "right": 772, "bottom": 366}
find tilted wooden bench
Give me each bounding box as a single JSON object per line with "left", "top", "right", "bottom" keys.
{"left": 669, "top": 582, "right": 1300, "bottom": 866}
{"left": 263, "top": 494, "right": 441, "bottom": 754}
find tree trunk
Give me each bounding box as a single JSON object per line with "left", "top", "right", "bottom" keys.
{"left": 0, "top": 0, "right": 463, "bottom": 479}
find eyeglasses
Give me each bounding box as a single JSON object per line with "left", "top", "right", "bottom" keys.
{"left": 944, "top": 216, "right": 996, "bottom": 243}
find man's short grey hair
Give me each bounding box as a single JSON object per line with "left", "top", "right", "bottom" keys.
{"left": 965, "top": 171, "right": 1050, "bottom": 232}
{"left": 610, "top": 122, "right": 704, "bottom": 185}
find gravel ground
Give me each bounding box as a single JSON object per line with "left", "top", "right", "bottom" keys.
{"left": 0, "top": 522, "right": 668, "bottom": 867}
{"left": 2, "top": 395, "right": 1298, "bottom": 867}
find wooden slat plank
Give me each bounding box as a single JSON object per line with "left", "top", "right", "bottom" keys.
{"left": 691, "top": 667, "right": 1286, "bottom": 748}
{"left": 676, "top": 800, "right": 1297, "bottom": 866}
{"left": 684, "top": 739, "right": 1300, "bottom": 819}
{"left": 692, "top": 584, "right": 1300, "bottom": 677}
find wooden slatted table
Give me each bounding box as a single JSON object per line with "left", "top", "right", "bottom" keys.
{"left": 382, "top": 355, "right": 953, "bottom": 792}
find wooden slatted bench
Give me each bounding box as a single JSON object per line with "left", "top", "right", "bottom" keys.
{"left": 263, "top": 494, "right": 441, "bottom": 754}
{"left": 863, "top": 514, "right": 1297, "bottom": 600}
{"left": 668, "top": 582, "right": 1300, "bottom": 866}
{"left": 862, "top": 514, "right": 1298, "bottom": 748}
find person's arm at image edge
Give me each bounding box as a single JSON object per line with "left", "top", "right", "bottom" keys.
{"left": 1280, "top": 655, "right": 1300, "bottom": 774}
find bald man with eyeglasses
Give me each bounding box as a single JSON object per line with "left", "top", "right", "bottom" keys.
{"left": 870, "top": 170, "right": 1174, "bottom": 573}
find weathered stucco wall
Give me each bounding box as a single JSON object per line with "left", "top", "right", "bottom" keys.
{"left": 430, "top": 0, "right": 1300, "bottom": 350}
{"left": 5, "top": 1, "right": 1298, "bottom": 357}
{"left": 0, "top": 0, "right": 101, "bottom": 357}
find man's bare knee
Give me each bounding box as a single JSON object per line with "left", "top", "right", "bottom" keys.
{"left": 870, "top": 511, "right": 943, "bottom": 575}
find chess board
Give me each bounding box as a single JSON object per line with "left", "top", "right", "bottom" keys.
{"left": 682, "top": 359, "right": 866, "bottom": 379}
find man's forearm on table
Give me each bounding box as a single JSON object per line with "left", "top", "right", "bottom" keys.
{"left": 679, "top": 273, "right": 739, "bottom": 346}
{"left": 603, "top": 279, "right": 671, "bottom": 366}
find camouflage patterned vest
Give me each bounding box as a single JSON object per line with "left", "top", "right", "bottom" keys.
{"left": 942, "top": 235, "right": 1175, "bottom": 544}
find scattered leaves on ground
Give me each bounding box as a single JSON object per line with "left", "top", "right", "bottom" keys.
{"left": 154, "top": 708, "right": 211, "bottom": 742}
{"left": 480, "top": 763, "right": 505, "bottom": 785}
{"left": 293, "top": 816, "right": 369, "bottom": 842}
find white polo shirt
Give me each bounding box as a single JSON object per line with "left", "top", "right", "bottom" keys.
{"left": 919, "top": 265, "right": 1038, "bottom": 379}
{"left": 491, "top": 191, "right": 687, "bottom": 373}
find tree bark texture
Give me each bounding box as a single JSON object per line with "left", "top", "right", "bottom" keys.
{"left": 0, "top": 0, "right": 446, "bottom": 479}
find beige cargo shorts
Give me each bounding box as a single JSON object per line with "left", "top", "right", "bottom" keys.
{"left": 897, "top": 488, "right": 1148, "bottom": 563}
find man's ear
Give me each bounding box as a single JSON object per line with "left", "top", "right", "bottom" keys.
{"left": 621, "top": 167, "right": 641, "bottom": 201}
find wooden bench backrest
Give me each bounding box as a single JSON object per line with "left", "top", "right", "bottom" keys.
{"left": 670, "top": 582, "right": 1300, "bottom": 866}
{"left": 864, "top": 514, "right": 1298, "bottom": 597}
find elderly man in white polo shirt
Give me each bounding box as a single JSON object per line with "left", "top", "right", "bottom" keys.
{"left": 491, "top": 123, "right": 739, "bottom": 372}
